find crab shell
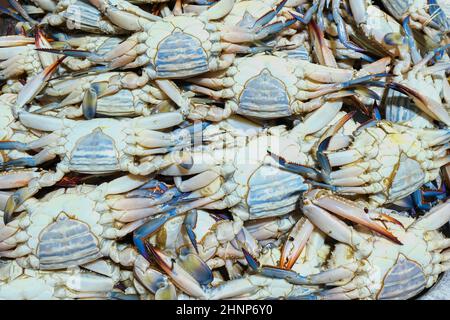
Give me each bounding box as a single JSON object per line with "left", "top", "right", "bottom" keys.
{"left": 138, "top": 15, "right": 222, "bottom": 79}
{"left": 224, "top": 55, "right": 307, "bottom": 118}
{"left": 330, "top": 213, "right": 448, "bottom": 299}
{"left": 8, "top": 186, "right": 121, "bottom": 270}
{"left": 52, "top": 118, "right": 131, "bottom": 174}
{"left": 328, "top": 121, "right": 448, "bottom": 206}
{"left": 224, "top": 133, "right": 314, "bottom": 221}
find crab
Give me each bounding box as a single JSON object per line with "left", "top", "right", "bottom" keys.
{"left": 384, "top": 45, "right": 450, "bottom": 128}
{"left": 40, "top": 71, "right": 173, "bottom": 118}
{"left": 0, "top": 30, "right": 56, "bottom": 81}
{"left": 130, "top": 113, "right": 407, "bottom": 256}
{"left": 380, "top": 0, "right": 449, "bottom": 41}
{"left": 315, "top": 120, "right": 450, "bottom": 207}
{"left": 184, "top": 53, "right": 391, "bottom": 120}
{"left": 0, "top": 259, "right": 139, "bottom": 300}
{"left": 134, "top": 243, "right": 322, "bottom": 299}
{"left": 43, "top": 0, "right": 296, "bottom": 113}
{"left": 0, "top": 175, "right": 169, "bottom": 268}
{"left": 251, "top": 190, "right": 450, "bottom": 300}
{"left": 145, "top": 209, "right": 261, "bottom": 277}
{"left": 0, "top": 111, "right": 191, "bottom": 220}
{"left": 40, "top": 0, "right": 130, "bottom": 34}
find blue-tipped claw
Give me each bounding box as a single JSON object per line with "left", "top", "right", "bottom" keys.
{"left": 402, "top": 17, "right": 422, "bottom": 63}
{"left": 332, "top": 0, "right": 365, "bottom": 53}
{"left": 340, "top": 73, "right": 390, "bottom": 88}
{"left": 133, "top": 213, "right": 173, "bottom": 259}
{"left": 253, "top": 0, "right": 288, "bottom": 29}
{"left": 290, "top": 2, "right": 318, "bottom": 24}
{"left": 242, "top": 248, "right": 260, "bottom": 271}
{"left": 243, "top": 248, "right": 311, "bottom": 285}
{"left": 268, "top": 150, "right": 322, "bottom": 180}
{"left": 257, "top": 19, "right": 297, "bottom": 39}
{"left": 183, "top": 210, "right": 199, "bottom": 253}
{"left": 35, "top": 48, "right": 104, "bottom": 62}
{"left": 316, "top": 137, "right": 332, "bottom": 178}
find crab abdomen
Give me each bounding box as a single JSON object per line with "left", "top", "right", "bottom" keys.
{"left": 155, "top": 32, "right": 209, "bottom": 78}
{"left": 37, "top": 214, "right": 101, "bottom": 270}
{"left": 246, "top": 165, "right": 308, "bottom": 218}
{"left": 69, "top": 128, "right": 120, "bottom": 174}
{"left": 237, "top": 69, "right": 291, "bottom": 119}
{"left": 378, "top": 254, "right": 426, "bottom": 300}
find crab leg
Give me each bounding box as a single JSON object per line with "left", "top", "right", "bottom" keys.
{"left": 139, "top": 244, "right": 208, "bottom": 299}
{"left": 289, "top": 1, "right": 318, "bottom": 24}
{"left": 89, "top": 0, "right": 161, "bottom": 31}
{"left": 332, "top": 0, "right": 364, "bottom": 52}
{"left": 0, "top": 171, "right": 41, "bottom": 190}
{"left": 244, "top": 248, "right": 358, "bottom": 285}
{"left": 2, "top": 150, "right": 57, "bottom": 169}
{"left": 412, "top": 200, "right": 450, "bottom": 231}
{"left": 280, "top": 217, "right": 314, "bottom": 269}
{"left": 15, "top": 57, "right": 65, "bottom": 111}
{"left": 307, "top": 190, "right": 401, "bottom": 243}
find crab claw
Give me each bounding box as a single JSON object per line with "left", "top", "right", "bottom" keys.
{"left": 16, "top": 56, "right": 65, "bottom": 111}
{"left": 133, "top": 254, "right": 178, "bottom": 300}
{"left": 305, "top": 190, "right": 402, "bottom": 244}
{"left": 280, "top": 217, "right": 314, "bottom": 270}
{"left": 243, "top": 248, "right": 312, "bottom": 284}
{"left": 289, "top": 1, "right": 318, "bottom": 24}
{"left": 386, "top": 82, "right": 450, "bottom": 126}
{"left": 178, "top": 246, "right": 213, "bottom": 286}
{"left": 145, "top": 244, "right": 207, "bottom": 299}
{"left": 331, "top": 0, "right": 365, "bottom": 53}
{"left": 133, "top": 214, "right": 173, "bottom": 258}
{"left": 268, "top": 150, "right": 322, "bottom": 181}
{"left": 82, "top": 84, "right": 99, "bottom": 120}
{"left": 4, "top": 186, "right": 38, "bottom": 224}
{"left": 183, "top": 210, "right": 199, "bottom": 253}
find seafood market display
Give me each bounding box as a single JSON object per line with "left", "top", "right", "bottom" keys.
{"left": 0, "top": 0, "right": 449, "bottom": 300}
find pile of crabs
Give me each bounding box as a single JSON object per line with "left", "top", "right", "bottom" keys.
{"left": 0, "top": 0, "right": 449, "bottom": 300}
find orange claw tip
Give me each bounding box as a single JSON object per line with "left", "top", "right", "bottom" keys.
{"left": 377, "top": 213, "right": 405, "bottom": 229}
{"left": 368, "top": 223, "right": 403, "bottom": 245}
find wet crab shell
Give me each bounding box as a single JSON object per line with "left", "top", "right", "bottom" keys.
{"left": 21, "top": 188, "right": 106, "bottom": 270}
{"left": 229, "top": 134, "right": 312, "bottom": 220}
{"left": 141, "top": 16, "right": 219, "bottom": 79}
{"left": 227, "top": 55, "right": 300, "bottom": 118}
